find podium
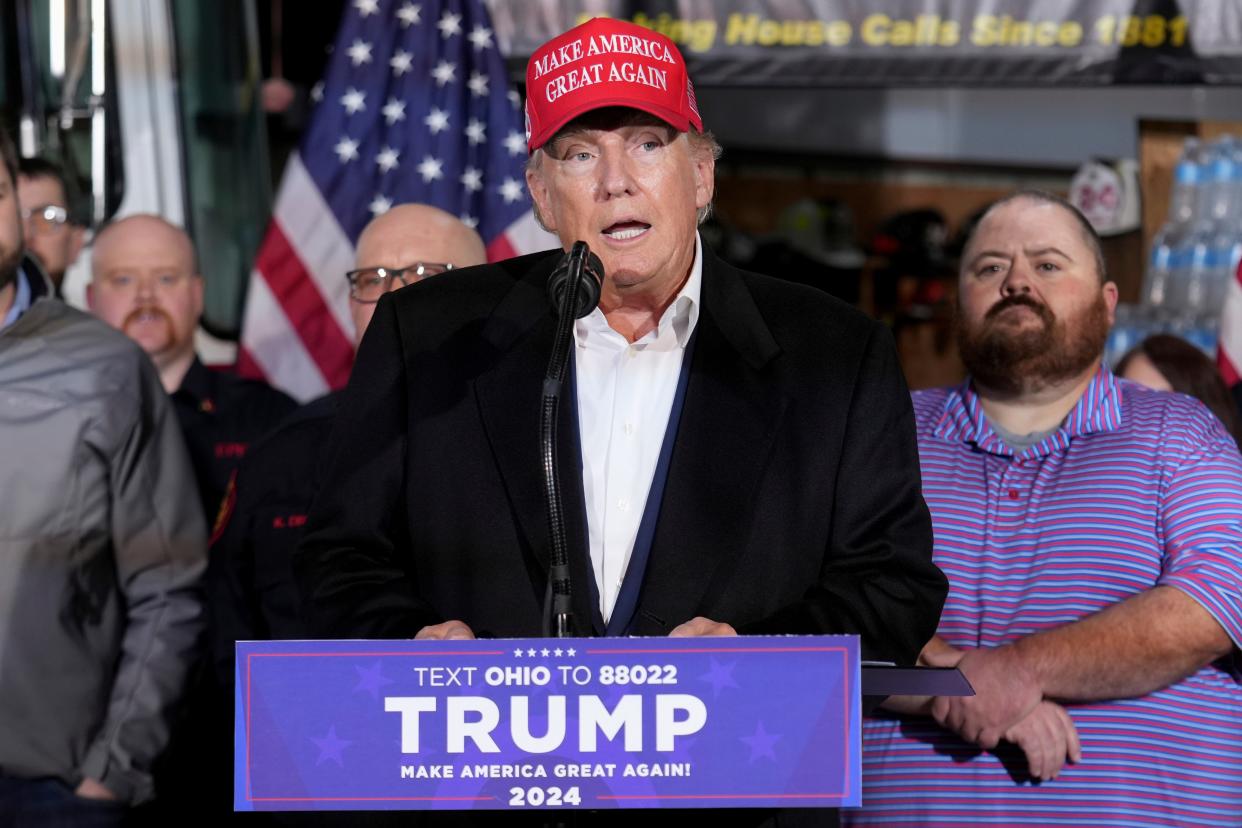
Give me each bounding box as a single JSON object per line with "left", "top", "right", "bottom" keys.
{"left": 234, "top": 636, "right": 970, "bottom": 813}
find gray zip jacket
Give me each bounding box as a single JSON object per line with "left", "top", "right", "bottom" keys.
{"left": 0, "top": 270, "right": 206, "bottom": 804}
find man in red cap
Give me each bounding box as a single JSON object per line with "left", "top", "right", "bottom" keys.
{"left": 297, "top": 22, "right": 945, "bottom": 822}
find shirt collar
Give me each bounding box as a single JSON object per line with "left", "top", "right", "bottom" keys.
{"left": 174, "top": 357, "right": 213, "bottom": 406}
{"left": 0, "top": 265, "right": 34, "bottom": 331}
{"left": 932, "top": 365, "right": 1123, "bottom": 457}
{"left": 574, "top": 233, "right": 702, "bottom": 349}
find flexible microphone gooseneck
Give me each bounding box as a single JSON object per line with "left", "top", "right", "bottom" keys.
{"left": 541, "top": 241, "right": 604, "bottom": 638}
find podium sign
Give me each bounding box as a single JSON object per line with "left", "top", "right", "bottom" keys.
{"left": 235, "top": 636, "right": 860, "bottom": 812}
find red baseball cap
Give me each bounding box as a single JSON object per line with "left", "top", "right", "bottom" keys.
{"left": 524, "top": 17, "right": 703, "bottom": 153}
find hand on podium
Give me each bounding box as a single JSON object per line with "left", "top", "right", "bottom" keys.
{"left": 415, "top": 620, "right": 476, "bottom": 640}
{"left": 669, "top": 616, "right": 737, "bottom": 637}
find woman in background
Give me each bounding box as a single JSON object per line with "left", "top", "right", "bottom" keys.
{"left": 1117, "top": 334, "right": 1242, "bottom": 450}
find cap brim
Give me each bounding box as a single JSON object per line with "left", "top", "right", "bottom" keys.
{"left": 528, "top": 94, "right": 695, "bottom": 152}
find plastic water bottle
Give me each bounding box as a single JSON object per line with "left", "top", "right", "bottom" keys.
{"left": 1183, "top": 139, "right": 1240, "bottom": 313}
{"left": 1144, "top": 138, "right": 1203, "bottom": 309}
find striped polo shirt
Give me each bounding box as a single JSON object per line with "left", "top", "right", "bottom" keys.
{"left": 848, "top": 368, "right": 1242, "bottom": 827}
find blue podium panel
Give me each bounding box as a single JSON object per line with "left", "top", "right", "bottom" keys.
{"left": 235, "top": 636, "right": 860, "bottom": 811}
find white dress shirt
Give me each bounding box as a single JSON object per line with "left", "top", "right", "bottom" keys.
{"left": 573, "top": 235, "right": 703, "bottom": 623}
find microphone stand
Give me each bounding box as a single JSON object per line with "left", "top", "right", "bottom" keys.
{"left": 541, "top": 242, "right": 601, "bottom": 638}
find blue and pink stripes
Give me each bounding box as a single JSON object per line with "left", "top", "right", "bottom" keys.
{"left": 849, "top": 368, "right": 1242, "bottom": 826}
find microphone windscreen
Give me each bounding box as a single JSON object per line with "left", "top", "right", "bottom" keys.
{"left": 548, "top": 242, "right": 604, "bottom": 319}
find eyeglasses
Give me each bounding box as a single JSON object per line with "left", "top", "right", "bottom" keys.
{"left": 345, "top": 262, "right": 453, "bottom": 303}
{"left": 20, "top": 204, "right": 71, "bottom": 235}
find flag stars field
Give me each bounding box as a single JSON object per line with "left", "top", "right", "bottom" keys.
{"left": 375, "top": 147, "right": 400, "bottom": 173}
{"left": 239, "top": 0, "right": 554, "bottom": 401}
{"left": 382, "top": 98, "right": 406, "bottom": 125}
{"left": 432, "top": 60, "right": 456, "bottom": 86}
{"left": 468, "top": 25, "right": 493, "bottom": 50}
{"left": 390, "top": 50, "right": 413, "bottom": 76}
{"left": 424, "top": 108, "right": 449, "bottom": 134}
{"left": 340, "top": 88, "right": 366, "bottom": 114}
{"left": 396, "top": 2, "right": 420, "bottom": 27}
{"left": 333, "top": 136, "right": 359, "bottom": 163}
{"left": 438, "top": 11, "right": 462, "bottom": 38}
{"left": 346, "top": 39, "right": 373, "bottom": 66}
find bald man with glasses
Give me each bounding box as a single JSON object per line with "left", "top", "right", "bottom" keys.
{"left": 209, "top": 203, "right": 485, "bottom": 695}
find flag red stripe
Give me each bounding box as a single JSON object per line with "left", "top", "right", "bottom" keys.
{"left": 253, "top": 222, "right": 355, "bottom": 389}
{"left": 1221, "top": 263, "right": 1242, "bottom": 387}
{"left": 1222, "top": 357, "right": 1240, "bottom": 387}
{"left": 486, "top": 233, "right": 519, "bottom": 263}
{"left": 235, "top": 345, "right": 265, "bottom": 381}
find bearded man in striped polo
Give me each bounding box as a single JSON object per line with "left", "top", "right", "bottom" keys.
{"left": 849, "top": 190, "right": 1242, "bottom": 827}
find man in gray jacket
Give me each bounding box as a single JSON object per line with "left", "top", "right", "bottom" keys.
{"left": 0, "top": 127, "right": 206, "bottom": 824}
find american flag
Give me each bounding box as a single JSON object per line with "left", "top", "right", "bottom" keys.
{"left": 1222, "top": 258, "right": 1242, "bottom": 388}
{"left": 239, "top": 0, "right": 556, "bottom": 401}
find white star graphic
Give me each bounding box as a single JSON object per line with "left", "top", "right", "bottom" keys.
{"left": 340, "top": 87, "right": 366, "bottom": 115}
{"left": 375, "top": 146, "right": 400, "bottom": 173}
{"left": 460, "top": 167, "right": 483, "bottom": 192}
{"left": 424, "top": 107, "right": 449, "bottom": 134}
{"left": 346, "top": 39, "right": 372, "bottom": 67}
{"left": 431, "top": 60, "right": 456, "bottom": 86}
{"left": 390, "top": 50, "right": 413, "bottom": 76}
{"left": 503, "top": 130, "right": 525, "bottom": 156}
{"left": 333, "top": 136, "right": 359, "bottom": 163}
{"left": 437, "top": 11, "right": 462, "bottom": 38}
{"left": 467, "top": 72, "right": 489, "bottom": 98}
{"left": 465, "top": 119, "right": 486, "bottom": 146}
{"left": 460, "top": 214, "right": 478, "bottom": 229}
{"left": 513, "top": 647, "right": 523, "bottom": 657}
{"left": 310, "top": 81, "right": 324, "bottom": 103}
{"left": 467, "top": 25, "right": 493, "bottom": 50}
{"left": 507, "top": 89, "right": 521, "bottom": 108}
{"left": 368, "top": 194, "right": 392, "bottom": 215}
{"left": 354, "top": 0, "right": 379, "bottom": 17}
{"left": 416, "top": 155, "right": 443, "bottom": 182}
{"left": 539, "top": 648, "right": 549, "bottom": 657}
{"left": 382, "top": 98, "right": 406, "bottom": 125}
{"left": 526, "top": 648, "right": 536, "bottom": 657}
{"left": 396, "top": 2, "right": 421, "bottom": 27}
{"left": 566, "top": 648, "right": 576, "bottom": 657}
{"left": 554, "top": 648, "right": 564, "bottom": 657}
{"left": 498, "top": 178, "right": 523, "bottom": 203}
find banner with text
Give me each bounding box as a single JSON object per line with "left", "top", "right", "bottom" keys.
{"left": 235, "top": 636, "right": 860, "bottom": 811}
{"left": 487, "top": 0, "right": 1242, "bottom": 86}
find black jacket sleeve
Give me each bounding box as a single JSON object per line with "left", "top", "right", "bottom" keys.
{"left": 293, "top": 293, "right": 439, "bottom": 638}
{"left": 741, "top": 321, "right": 947, "bottom": 666}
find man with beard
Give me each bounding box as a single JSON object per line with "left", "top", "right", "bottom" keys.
{"left": 848, "top": 191, "right": 1242, "bottom": 826}
{"left": 0, "top": 127, "right": 205, "bottom": 823}
{"left": 88, "top": 215, "right": 296, "bottom": 526}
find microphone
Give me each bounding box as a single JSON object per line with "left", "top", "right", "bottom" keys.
{"left": 540, "top": 241, "right": 604, "bottom": 638}
{"left": 547, "top": 241, "right": 604, "bottom": 319}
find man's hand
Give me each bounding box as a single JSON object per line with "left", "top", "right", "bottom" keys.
{"left": 669, "top": 617, "right": 737, "bottom": 637}
{"left": 415, "top": 620, "right": 475, "bottom": 640}
{"left": 75, "top": 777, "right": 117, "bottom": 801}
{"left": 926, "top": 644, "right": 1041, "bottom": 749}
{"left": 1003, "top": 701, "right": 1081, "bottom": 782}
